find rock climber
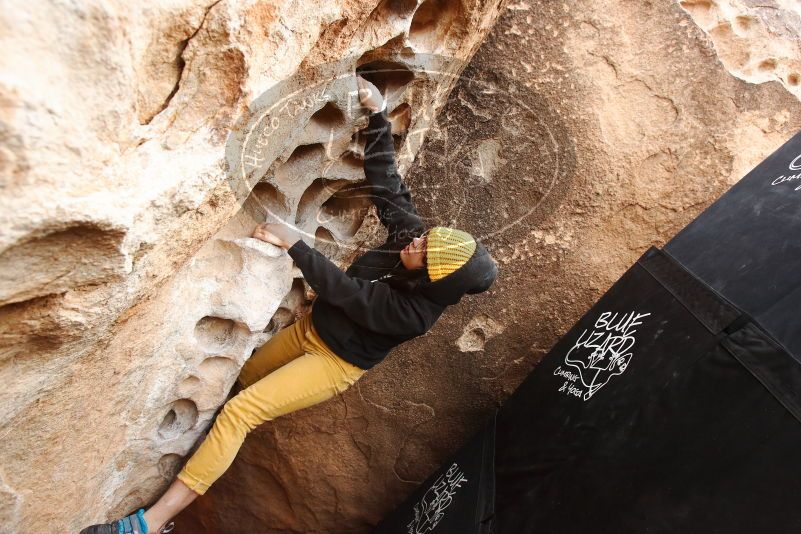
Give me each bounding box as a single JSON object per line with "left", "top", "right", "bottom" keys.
{"left": 80, "top": 74, "right": 498, "bottom": 534}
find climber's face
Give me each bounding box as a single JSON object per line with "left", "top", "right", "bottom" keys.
{"left": 400, "top": 232, "right": 427, "bottom": 270}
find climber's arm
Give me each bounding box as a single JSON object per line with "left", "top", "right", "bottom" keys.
{"left": 286, "top": 239, "right": 428, "bottom": 336}
{"left": 363, "top": 108, "right": 426, "bottom": 242}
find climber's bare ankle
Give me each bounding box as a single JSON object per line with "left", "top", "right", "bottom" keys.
{"left": 142, "top": 509, "right": 167, "bottom": 534}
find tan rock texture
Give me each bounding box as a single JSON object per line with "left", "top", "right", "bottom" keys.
{"left": 679, "top": 0, "right": 801, "bottom": 100}
{"left": 1, "top": 1, "right": 800, "bottom": 534}
{"left": 0, "top": 0, "right": 505, "bottom": 532}
{"left": 174, "top": 0, "right": 801, "bottom": 532}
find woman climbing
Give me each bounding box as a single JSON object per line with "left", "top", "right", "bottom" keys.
{"left": 80, "top": 74, "right": 498, "bottom": 534}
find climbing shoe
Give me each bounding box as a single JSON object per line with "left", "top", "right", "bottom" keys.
{"left": 79, "top": 508, "right": 175, "bottom": 534}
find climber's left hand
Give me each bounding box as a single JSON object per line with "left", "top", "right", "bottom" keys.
{"left": 356, "top": 75, "right": 384, "bottom": 113}
{"left": 252, "top": 222, "right": 302, "bottom": 249}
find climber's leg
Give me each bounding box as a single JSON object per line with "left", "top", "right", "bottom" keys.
{"left": 237, "top": 311, "right": 313, "bottom": 388}
{"left": 142, "top": 479, "right": 196, "bottom": 533}
{"left": 138, "top": 312, "right": 363, "bottom": 532}
{"left": 176, "top": 343, "right": 365, "bottom": 496}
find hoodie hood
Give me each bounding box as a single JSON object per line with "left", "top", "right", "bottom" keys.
{"left": 418, "top": 240, "right": 498, "bottom": 306}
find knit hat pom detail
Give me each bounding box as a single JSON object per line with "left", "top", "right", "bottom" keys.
{"left": 426, "top": 226, "right": 477, "bottom": 282}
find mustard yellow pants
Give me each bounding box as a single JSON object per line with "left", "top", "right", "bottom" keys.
{"left": 176, "top": 312, "right": 366, "bottom": 495}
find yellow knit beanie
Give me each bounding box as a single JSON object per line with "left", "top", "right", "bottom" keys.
{"left": 426, "top": 226, "right": 477, "bottom": 282}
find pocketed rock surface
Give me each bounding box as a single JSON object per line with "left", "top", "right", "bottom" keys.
{"left": 1, "top": 0, "right": 800, "bottom": 532}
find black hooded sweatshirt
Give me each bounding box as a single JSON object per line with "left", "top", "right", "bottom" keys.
{"left": 286, "top": 108, "right": 498, "bottom": 370}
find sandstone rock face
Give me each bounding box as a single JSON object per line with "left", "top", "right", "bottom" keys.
{"left": 0, "top": 0, "right": 505, "bottom": 532}
{"left": 175, "top": 0, "right": 801, "bottom": 532}
{"left": 1, "top": 1, "right": 800, "bottom": 534}
{"left": 679, "top": 0, "right": 801, "bottom": 100}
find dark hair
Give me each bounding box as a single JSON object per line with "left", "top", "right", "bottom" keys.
{"left": 385, "top": 265, "right": 430, "bottom": 293}
{"left": 385, "top": 227, "right": 431, "bottom": 293}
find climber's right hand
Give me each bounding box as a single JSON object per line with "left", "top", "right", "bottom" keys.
{"left": 252, "top": 222, "right": 301, "bottom": 249}
{"left": 356, "top": 75, "right": 384, "bottom": 113}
